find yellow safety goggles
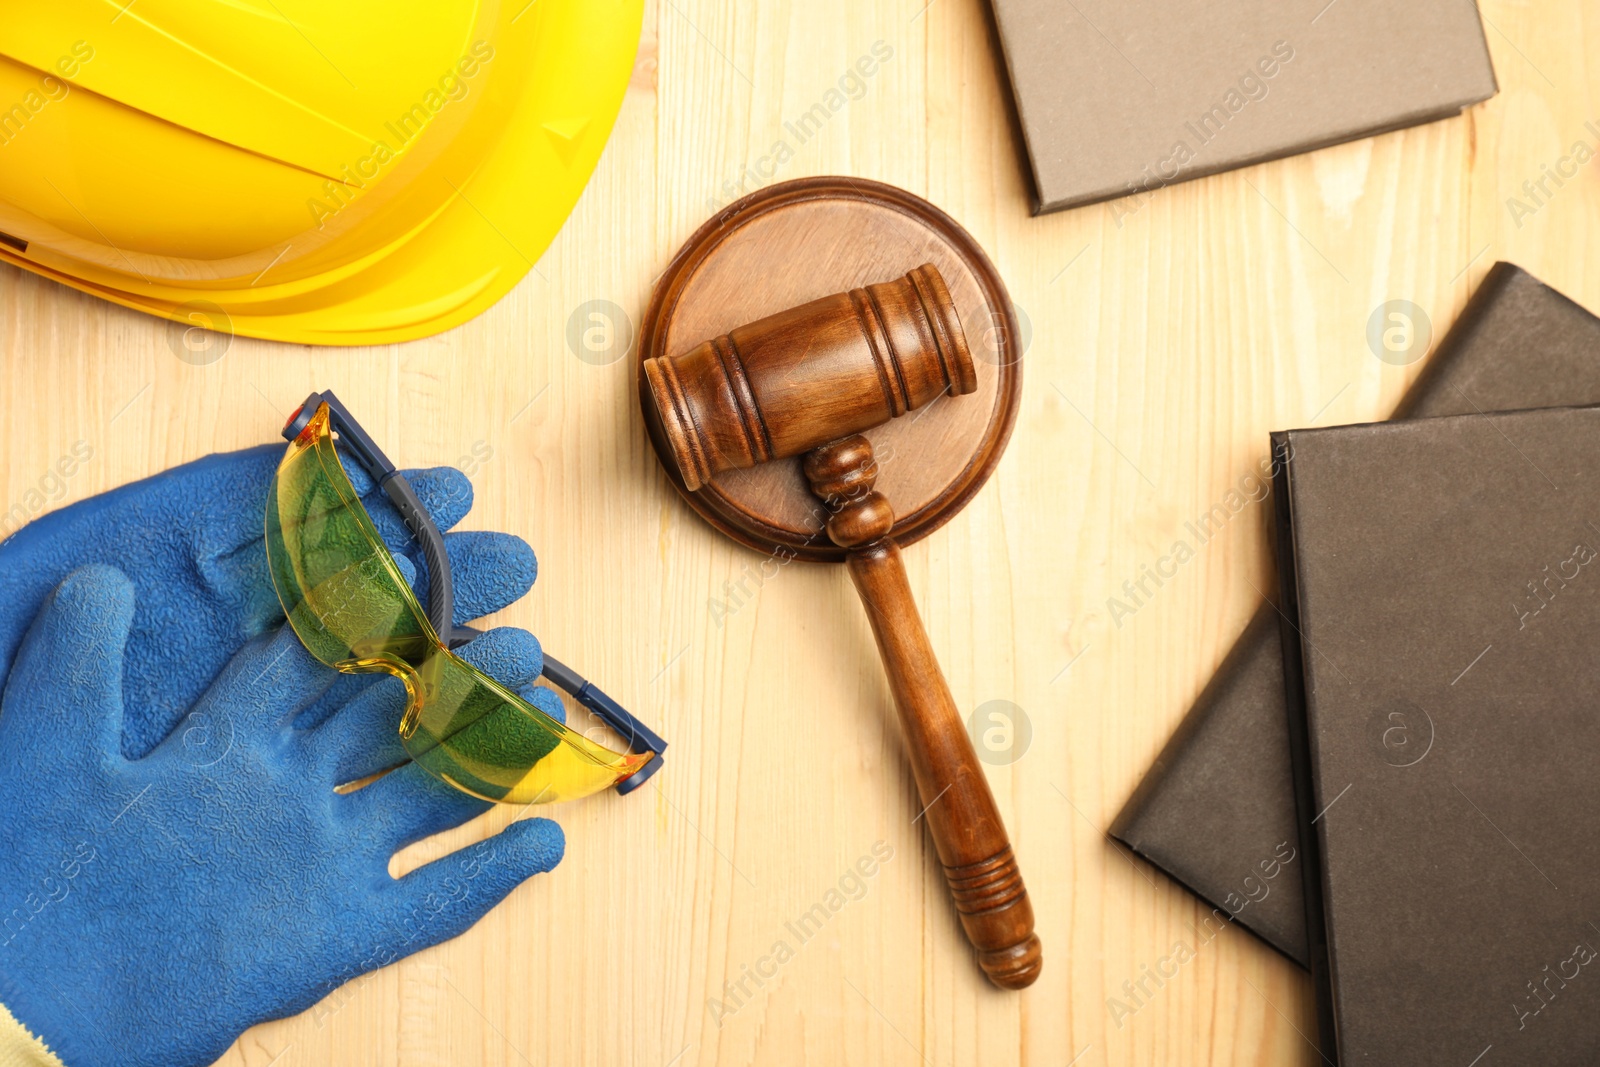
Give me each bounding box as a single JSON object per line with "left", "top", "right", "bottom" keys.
{"left": 265, "top": 391, "right": 664, "bottom": 805}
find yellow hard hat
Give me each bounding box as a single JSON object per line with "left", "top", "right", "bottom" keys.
{"left": 0, "top": 0, "right": 642, "bottom": 345}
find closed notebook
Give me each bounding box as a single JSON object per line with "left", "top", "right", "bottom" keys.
{"left": 986, "top": 0, "right": 1497, "bottom": 214}
{"left": 1111, "top": 264, "right": 1600, "bottom": 965}
{"left": 1272, "top": 405, "right": 1600, "bottom": 1065}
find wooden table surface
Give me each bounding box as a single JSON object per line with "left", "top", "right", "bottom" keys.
{"left": 1, "top": 2, "right": 1594, "bottom": 1065}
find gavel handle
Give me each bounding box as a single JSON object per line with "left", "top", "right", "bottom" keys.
{"left": 849, "top": 544, "right": 1043, "bottom": 987}
{"left": 805, "top": 436, "right": 1042, "bottom": 990}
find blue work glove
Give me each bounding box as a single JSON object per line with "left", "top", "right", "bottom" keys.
{"left": 0, "top": 566, "right": 569, "bottom": 1067}
{"left": 0, "top": 445, "right": 536, "bottom": 759}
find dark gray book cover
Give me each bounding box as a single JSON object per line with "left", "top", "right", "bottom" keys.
{"left": 1273, "top": 406, "right": 1600, "bottom": 1065}
{"left": 1111, "top": 263, "right": 1600, "bottom": 965}
{"left": 986, "top": 0, "right": 1497, "bottom": 214}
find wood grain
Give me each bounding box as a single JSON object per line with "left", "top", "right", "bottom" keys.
{"left": 0, "top": 1, "right": 1594, "bottom": 1064}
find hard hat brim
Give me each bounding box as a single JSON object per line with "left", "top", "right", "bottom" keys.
{"left": 0, "top": 0, "right": 644, "bottom": 347}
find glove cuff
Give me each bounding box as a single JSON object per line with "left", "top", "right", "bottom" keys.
{"left": 0, "top": 1003, "right": 64, "bottom": 1067}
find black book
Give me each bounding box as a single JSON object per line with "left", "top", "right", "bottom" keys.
{"left": 1111, "top": 264, "right": 1600, "bottom": 964}
{"left": 1272, "top": 404, "right": 1600, "bottom": 1065}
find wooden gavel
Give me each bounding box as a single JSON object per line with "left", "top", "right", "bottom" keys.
{"left": 643, "top": 264, "right": 1042, "bottom": 989}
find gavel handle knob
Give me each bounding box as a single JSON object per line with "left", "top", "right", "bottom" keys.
{"left": 805, "top": 437, "right": 1042, "bottom": 990}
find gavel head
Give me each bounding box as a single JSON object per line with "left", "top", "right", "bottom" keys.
{"left": 642, "top": 263, "right": 977, "bottom": 491}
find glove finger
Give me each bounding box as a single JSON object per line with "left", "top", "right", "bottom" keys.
{"left": 0, "top": 564, "right": 134, "bottom": 760}
{"left": 445, "top": 625, "right": 545, "bottom": 689}
{"left": 524, "top": 683, "right": 568, "bottom": 726}
{"left": 179, "top": 625, "right": 336, "bottom": 746}
{"left": 400, "top": 467, "right": 474, "bottom": 533}
{"left": 306, "top": 626, "right": 545, "bottom": 783}
{"left": 371, "top": 818, "right": 565, "bottom": 954}
{"left": 407, "top": 530, "right": 537, "bottom": 626}
{"left": 348, "top": 464, "right": 475, "bottom": 552}
{"left": 344, "top": 761, "right": 491, "bottom": 852}
{"left": 289, "top": 670, "right": 374, "bottom": 733}
{"left": 339, "top": 682, "right": 565, "bottom": 852}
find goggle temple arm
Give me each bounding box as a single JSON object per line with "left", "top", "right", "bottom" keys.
{"left": 541, "top": 655, "right": 667, "bottom": 794}
{"left": 282, "top": 391, "right": 667, "bottom": 795}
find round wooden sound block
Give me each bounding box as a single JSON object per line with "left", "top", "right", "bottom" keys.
{"left": 638, "top": 177, "right": 1022, "bottom": 562}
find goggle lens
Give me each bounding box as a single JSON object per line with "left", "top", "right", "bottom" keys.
{"left": 266, "top": 404, "right": 649, "bottom": 804}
